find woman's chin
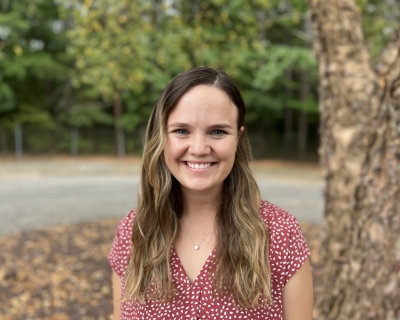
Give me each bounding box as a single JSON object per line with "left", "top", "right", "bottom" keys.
{"left": 180, "top": 182, "right": 223, "bottom": 195}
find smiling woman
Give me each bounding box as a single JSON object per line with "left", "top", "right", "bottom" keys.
{"left": 108, "top": 67, "right": 313, "bottom": 320}
{"left": 164, "top": 85, "right": 242, "bottom": 194}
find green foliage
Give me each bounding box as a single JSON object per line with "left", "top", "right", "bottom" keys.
{"left": 361, "top": 0, "right": 400, "bottom": 57}
{"left": 62, "top": 104, "right": 114, "bottom": 127}
{"left": 120, "top": 94, "right": 154, "bottom": 133}
{"left": 61, "top": 0, "right": 156, "bottom": 98}
{"left": 0, "top": 75, "right": 15, "bottom": 113}
{"left": 288, "top": 97, "right": 318, "bottom": 113}
{"left": 0, "top": 0, "right": 69, "bottom": 128}
{"left": 253, "top": 45, "right": 316, "bottom": 92}
{"left": 1, "top": 0, "right": 397, "bottom": 156}
{"left": 2, "top": 104, "right": 55, "bottom": 128}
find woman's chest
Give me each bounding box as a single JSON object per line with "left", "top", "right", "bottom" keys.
{"left": 173, "top": 224, "right": 216, "bottom": 284}
{"left": 121, "top": 289, "right": 283, "bottom": 320}
{"left": 120, "top": 255, "right": 285, "bottom": 320}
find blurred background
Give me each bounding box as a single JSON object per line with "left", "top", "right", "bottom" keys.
{"left": 0, "top": 0, "right": 399, "bottom": 319}
{"left": 0, "top": 0, "right": 398, "bottom": 160}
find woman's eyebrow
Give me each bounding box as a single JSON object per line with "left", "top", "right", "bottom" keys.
{"left": 167, "top": 123, "right": 233, "bottom": 129}
{"left": 167, "top": 122, "right": 191, "bottom": 128}
{"left": 208, "top": 124, "right": 233, "bottom": 130}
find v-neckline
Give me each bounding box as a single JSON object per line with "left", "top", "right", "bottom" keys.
{"left": 171, "top": 246, "right": 216, "bottom": 287}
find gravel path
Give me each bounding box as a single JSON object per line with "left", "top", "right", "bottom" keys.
{"left": 0, "top": 157, "right": 324, "bottom": 236}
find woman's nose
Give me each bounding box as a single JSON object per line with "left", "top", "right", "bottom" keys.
{"left": 188, "top": 134, "right": 211, "bottom": 155}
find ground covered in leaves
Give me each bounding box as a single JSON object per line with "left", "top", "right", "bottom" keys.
{"left": 0, "top": 220, "right": 322, "bottom": 320}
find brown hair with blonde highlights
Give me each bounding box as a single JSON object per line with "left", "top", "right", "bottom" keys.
{"left": 124, "top": 67, "right": 271, "bottom": 308}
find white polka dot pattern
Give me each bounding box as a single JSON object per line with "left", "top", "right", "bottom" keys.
{"left": 108, "top": 201, "right": 310, "bottom": 319}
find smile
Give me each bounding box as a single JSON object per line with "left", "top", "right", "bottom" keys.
{"left": 186, "top": 162, "right": 213, "bottom": 169}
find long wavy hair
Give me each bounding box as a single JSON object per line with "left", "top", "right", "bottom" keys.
{"left": 125, "top": 67, "right": 271, "bottom": 308}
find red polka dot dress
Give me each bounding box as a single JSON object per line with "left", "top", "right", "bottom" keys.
{"left": 109, "top": 201, "right": 310, "bottom": 319}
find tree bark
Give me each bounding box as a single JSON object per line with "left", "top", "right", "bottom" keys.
{"left": 308, "top": 0, "right": 400, "bottom": 319}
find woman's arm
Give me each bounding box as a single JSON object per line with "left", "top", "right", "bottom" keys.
{"left": 282, "top": 258, "right": 313, "bottom": 320}
{"left": 112, "top": 271, "right": 121, "bottom": 320}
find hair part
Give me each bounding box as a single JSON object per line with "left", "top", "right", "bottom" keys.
{"left": 125, "top": 67, "right": 271, "bottom": 308}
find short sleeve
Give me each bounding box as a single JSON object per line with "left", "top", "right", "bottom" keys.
{"left": 284, "top": 214, "right": 310, "bottom": 283}
{"left": 259, "top": 201, "right": 310, "bottom": 287}
{"left": 108, "top": 210, "right": 135, "bottom": 278}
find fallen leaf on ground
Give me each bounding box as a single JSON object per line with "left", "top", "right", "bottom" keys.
{"left": 0, "top": 220, "right": 322, "bottom": 319}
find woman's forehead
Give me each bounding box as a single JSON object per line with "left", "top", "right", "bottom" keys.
{"left": 167, "top": 85, "right": 238, "bottom": 122}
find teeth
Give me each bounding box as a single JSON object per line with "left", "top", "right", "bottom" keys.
{"left": 187, "top": 162, "right": 212, "bottom": 169}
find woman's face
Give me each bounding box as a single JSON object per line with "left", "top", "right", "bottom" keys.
{"left": 164, "top": 85, "right": 243, "bottom": 195}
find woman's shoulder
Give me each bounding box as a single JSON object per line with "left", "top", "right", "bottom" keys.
{"left": 116, "top": 209, "right": 136, "bottom": 235}
{"left": 114, "top": 209, "right": 137, "bottom": 247}
{"left": 258, "top": 200, "right": 307, "bottom": 243}
{"left": 259, "top": 200, "right": 299, "bottom": 229}
{"left": 108, "top": 209, "right": 136, "bottom": 277}
{"left": 259, "top": 200, "right": 310, "bottom": 283}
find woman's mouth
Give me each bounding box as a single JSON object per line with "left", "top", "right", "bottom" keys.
{"left": 185, "top": 162, "right": 214, "bottom": 169}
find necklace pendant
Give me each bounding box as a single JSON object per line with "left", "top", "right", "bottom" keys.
{"left": 194, "top": 245, "right": 199, "bottom": 250}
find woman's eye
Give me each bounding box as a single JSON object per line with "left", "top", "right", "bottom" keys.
{"left": 175, "top": 129, "right": 188, "bottom": 135}
{"left": 210, "top": 130, "right": 225, "bottom": 136}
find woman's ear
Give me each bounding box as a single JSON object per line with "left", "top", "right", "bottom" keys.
{"left": 238, "top": 126, "right": 244, "bottom": 142}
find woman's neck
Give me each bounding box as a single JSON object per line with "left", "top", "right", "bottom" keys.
{"left": 180, "top": 186, "right": 222, "bottom": 222}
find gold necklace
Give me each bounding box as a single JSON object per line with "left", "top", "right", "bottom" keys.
{"left": 187, "top": 225, "right": 214, "bottom": 250}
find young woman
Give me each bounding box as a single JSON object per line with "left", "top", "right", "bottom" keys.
{"left": 109, "top": 67, "right": 313, "bottom": 320}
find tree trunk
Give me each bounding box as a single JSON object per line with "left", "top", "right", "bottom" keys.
{"left": 14, "top": 124, "right": 23, "bottom": 159}
{"left": 308, "top": 0, "right": 400, "bottom": 319}
{"left": 113, "top": 90, "right": 126, "bottom": 158}
{"left": 298, "top": 110, "right": 308, "bottom": 161}
{"left": 284, "top": 69, "right": 294, "bottom": 155}
{"left": 0, "top": 127, "right": 9, "bottom": 155}
{"left": 298, "top": 70, "right": 310, "bottom": 161}
{"left": 70, "top": 127, "right": 78, "bottom": 156}
{"left": 297, "top": 11, "right": 312, "bottom": 161}
{"left": 258, "top": 8, "right": 267, "bottom": 67}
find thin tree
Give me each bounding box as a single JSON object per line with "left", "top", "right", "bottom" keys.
{"left": 308, "top": 0, "right": 400, "bottom": 319}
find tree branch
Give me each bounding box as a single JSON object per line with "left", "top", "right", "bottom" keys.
{"left": 308, "top": 0, "right": 372, "bottom": 77}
